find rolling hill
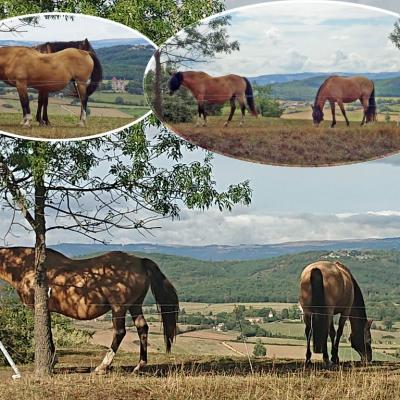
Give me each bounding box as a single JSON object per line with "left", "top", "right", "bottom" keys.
{"left": 247, "top": 72, "right": 400, "bottom": 101}
{"left": 50, "top": 236, "right": 400, "bottom": 261}
{"left": 143, "top": 249, "right": 400, "bottom": 303}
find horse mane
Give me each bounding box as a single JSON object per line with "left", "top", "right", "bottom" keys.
{"left": 314, "top": 76, "right": 337, "bottom": 107}
{"left": 35, "top": 39, "right": 95, "bottom": 53}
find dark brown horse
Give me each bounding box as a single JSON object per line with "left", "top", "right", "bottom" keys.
{"left": 311, "top": 76, "right": 376, "bottom": 127}
{"left": 33, "top": 39, "right": 102, "bottom": 126}
{"left": 168, "top": 71, "right": 257, "bottom": 127}
{"left": 0, "top": 46, "right": 96, "bottom": 128}
{"left": 300, "top": 260, "right": 372, "bottom": 366}
{"left": 0, "top": 247, "right": 179, "bottom": 373}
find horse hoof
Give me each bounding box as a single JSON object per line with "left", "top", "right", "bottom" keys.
{"left": 94, "top": 366, "right": 109, "bottom": 375}
{"left": 133, "top": 361, "right": 147, "bottom": 373}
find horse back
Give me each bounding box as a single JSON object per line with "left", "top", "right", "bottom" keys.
{"left": 300, "top": 260, "right": 354, "bottom": 312}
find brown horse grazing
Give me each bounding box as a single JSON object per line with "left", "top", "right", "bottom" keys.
{"left": 311, "top": 76, "right": 376, "bottom": 128}
{"left": 0, "top": 46, "right": 95, "bottom": 128}
{"left": 32, "top": 39, "right": 102, "bottom": 126}
{"left": 168, "top": 71, "right": 257, "bottom": 127}
{"left": 0, "top": 247, "right": 179, "bottom": 373}
{"left": 299, "top": 260, "right": 372, "bottom": 366}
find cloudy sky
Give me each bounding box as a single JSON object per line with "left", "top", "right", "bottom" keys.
{"left": 0, "top": 13, "right": 146, "bottom": 42}
{"left": 173, "top": 1, "right": 400, "bottom": 76}
{"left": 2, "top": 0, "right": 400, "bottom": 248}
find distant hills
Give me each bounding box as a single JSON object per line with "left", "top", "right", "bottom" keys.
{"left": 49, "top": 236, "right": 400, "bottom": 261}
{"left": 247, "top": 72, "right": 400, "bottom": 101}
{"left": 0, "top": 38, "right": 151, "bottom": 49}
{"left": 145, "top": 249, "right": 400, "bottom": 303}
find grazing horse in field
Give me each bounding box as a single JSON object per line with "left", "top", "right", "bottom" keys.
{"left": 168, "top": 71, "right": 257, "bottom": 127}
{"left": 0, "top": 247, "right": 179, "bottom": 373}
{"left": 33, "top": 39, "right": 102, "bottom": 126}
{"left": 312, "top": 76, "right": 376, "bottom": 128}
{"left": 299, "top": 260, "right": 372, "bottom": 366}
{"left": 0, "top": 46, "right": 96, "bottom": 127}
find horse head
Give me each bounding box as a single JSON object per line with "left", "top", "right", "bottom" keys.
{"left": 349, "top": 319, "right": 373, "bottom": 363}
{"left": 168, "top": 71, "right": 183, "bottom": 95}
{"left": 311, "top": 105, "right": 324, "bottom": 126}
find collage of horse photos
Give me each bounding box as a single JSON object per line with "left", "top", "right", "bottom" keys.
{"left": 0, "top": 1, "right": 400, "bottom": 400}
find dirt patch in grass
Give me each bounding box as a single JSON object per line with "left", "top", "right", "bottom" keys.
{"left": 169, "top": 117, "right": 400, "bottom": 166}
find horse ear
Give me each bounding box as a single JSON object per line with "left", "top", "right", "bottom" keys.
{"left": 84, "top": 38, "right": 89, "bottom": 44}
{"left": 311, "top": 105, "right": 314, "bottom": 110}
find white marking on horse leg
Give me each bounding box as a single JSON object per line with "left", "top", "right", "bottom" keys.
{"left": 94, "top": 348, "right": 115, "bottom": 373}
{"left": 133, "top": 360, "right": 147, "bottom": 373}
{"left": 23, "top": 114, "right": 32, "bottom": 128}
{"left": 195, "top": 115, "right": 201, "bottom": 127}
{"left": 203, "top": 116, "right": 208, "bottom": 127}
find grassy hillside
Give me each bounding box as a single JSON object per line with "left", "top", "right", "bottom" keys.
{"left": 140, "top": 250, "right": 400, "bottom": 304}
{"left": 96, "top": 44, "right": 154, "bottom": 82}
{"left": 270, "top": 76, "right": 400, "bottom": 101}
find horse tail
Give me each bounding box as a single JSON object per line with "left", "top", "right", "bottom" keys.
{"left": 367, "top": 82, "right": 377, "bottom": 121}
{"left": 87, "top": 52, "right": 103, "bottom": 97}
{"left": 243, "top": 77, "right": 257, "bottom": 116}
{"left": 310, "top": 268, "right": 327, "bottom": 353}
{"left": 143, "top": 258, "right": 179, "bottom": 353}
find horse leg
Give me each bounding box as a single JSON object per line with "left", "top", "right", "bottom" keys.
{"left": 332, "top": 315, "right": 347, "bottom": 364}
{"left": 74, "top": 82, "right": 89, "bottom": 127}
{"left": 16, "top": 83, "right": 32, "bottom": 127}
{"left": 36, "top": 91, "right": 44, "bottom": 125}
{"left": 95, "top": 309, "right": 126, "bottom": 374}
{"left": 224, "top": 96, "right": 236, "bottom": 127}
{"left": 238, "top": 95, "right": 246, "bottom": 127}
{"left": 329, "top": 101, "right": 336, "bottom": 128}
{"left": 42, "top": 92, "right": 51, "bottom": 126}
{"left": 130, "top": 306, "right": 149, "bottom": 373}
{"left": 322, "top": 315, "right": 333, "bottom": 367}
{"left": 360, "top": 97, "right": 369, "bottom": 126}
{"left": 338, "top": 101, "right": 350, "bottom": 127}
{"left": 329, "top": 322, "right": 336, "bottom": 364}
{"left": 304, "top": 314, "right": 312, "bottom": 366}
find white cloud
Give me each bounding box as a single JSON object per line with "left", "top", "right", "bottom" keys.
{"left": 264, "top": 26, "right": 281, "bottom": 45}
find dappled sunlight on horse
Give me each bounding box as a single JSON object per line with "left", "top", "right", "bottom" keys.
{"left": 0, "top": 247, "right": 179, "bottom": 374}
{"left": 168, "top": 71, "right": 257, "bottom": 127}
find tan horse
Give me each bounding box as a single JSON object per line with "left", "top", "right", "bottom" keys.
{"left": 311, "top": 76, "right": 376, "bottom": 127}
{"left": 168, "top": 71, "right": 257, "bottom": 127}
{"left": 0, "top": 247, "right": 179, "bottom": 373}
{"left": 0, "top": 46, "right": 95, "bottom": 128}
{"left": 33, "top": 39, "right": 102, "bottom": 126}
{"left": 299, "top": 260, "right": 372, "bottom": 366}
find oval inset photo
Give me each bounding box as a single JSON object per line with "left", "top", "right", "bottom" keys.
{"left": 145, "top": 1, "right": 400, "bottom": 166}
{"left": 0, "top": 13, "right": 155, "bottom": 141}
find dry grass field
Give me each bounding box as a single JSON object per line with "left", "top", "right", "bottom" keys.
{"left": 170, "top": 116, "right": 400, "bottom": 166}
{"left": 0, "top": 93, "right": 149, "bottom": 139}
{"left": 1, "top": 347, "right": 399, "bottom": 400}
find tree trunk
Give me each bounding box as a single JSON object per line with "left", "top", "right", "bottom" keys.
{"left": 154, "top": 49, "right": 163, "bottom": 118}
{"left": 33, "top": 178, "right": 53, "bottom": 377}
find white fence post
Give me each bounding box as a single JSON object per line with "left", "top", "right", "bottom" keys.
{"left": 0, "top": 340, "right": 21, "bottom": 379}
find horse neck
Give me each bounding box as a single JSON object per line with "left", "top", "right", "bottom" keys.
{"left": 0, "top": 248, "right": 32, "bottom": 288}
{"left": 349, "top": 278, "right": 367, "bottom": 332}
{"left": 181, "top": 72, "right": 202, "bottom": 99}
{"left": 314, "top": 88, "right": 327, "bottom": 110}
